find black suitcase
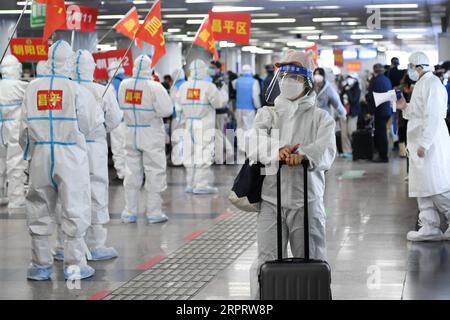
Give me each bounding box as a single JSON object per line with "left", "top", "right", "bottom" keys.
{"left": 352, "top": 128, "right": 374, "bottom": 161}
{"left": 259, "top": 160, "right": 332, "bottom": 300}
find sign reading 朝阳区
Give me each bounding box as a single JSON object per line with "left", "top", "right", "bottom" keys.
{"left": 10, "top": 38, "right": 48, "bottom": 62}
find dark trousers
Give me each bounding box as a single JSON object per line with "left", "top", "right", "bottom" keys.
{"left": 374, "top": 115, "right": 390, "bottom": 160}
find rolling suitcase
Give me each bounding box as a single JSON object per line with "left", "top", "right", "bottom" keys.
{"left": 352, "top": 128, "right": 374, "bottom": 161}
{"left": 259, "top": 160, "right": 332, "bottom": 300}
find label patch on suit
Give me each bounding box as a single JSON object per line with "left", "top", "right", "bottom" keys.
{"left": 186, "top": 88, "right": 201, "bottom": 101}
{"left": 37, "top": 90, "right": 63, "bottom": 111}
{"left": 125, "top": 89, "right": 143, "bottom": 105}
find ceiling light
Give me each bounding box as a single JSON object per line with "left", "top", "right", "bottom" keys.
{"left": 321, "top": 35, "right": 339, "bottom": 40}
{"left": 307, "top": 35, "right": 320, "bottom": 40}
{"left": 0, "top": 9, "right": 31, "bottom": 14}
{"left": 333, "top": 41, "right": 354, "bottom": 46}
{"left": 161, "top": 8, "right": 189, "bottom": 12}
{"left": 98, "top": 15, "right": 128, "bottom": 19}
{"left": 186, "top": 19, "right": 204, "bottom": 24}
{"left": 314, "top": 5, "right": 341, "bottom": 9}
{"left": 396, "top": 34, "right": 424, "bottom": 39}
{"left": 286, "top": 40, "right": 316, "bottom": 48}
{"left": 212, "top": 6, "right": 264, "bottom": 12}
{"left": 133, "top": 0, "right": 147, "bottom": 4}
{"left": 312, "top": 17, "right": 342, "bottom": 22}
{"left": 252, "top": 18, "right": 296, "bottom": 23}
{"left": 251, "top": 13, "right": 280, "bottom": 17}
{"left": 165, "top": 14, "right": 207, "bottom": 19}
{"left": 167, "top": 28, "right": 181, "bottom": 33}
{"left": 392, "top": 28, "right": 427, "bottom": 33}
{"left": 360, "top": 39, "right": 374, "bottom": 43}
{"left": 289, "top": 30, "right": 323, "bottom": 34}
{"left": 350, "top": 34, "right": 383, "bottom": 39}
{"left": 365, "top": 3, "right": 419, "bottom": 9}
{"left": 344, "top": 22, "right": 359, "bottom": 26}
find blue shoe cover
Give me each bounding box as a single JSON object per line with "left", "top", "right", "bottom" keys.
{"left": 27, "top": 265, "right": 53, "bottom": 281}
{"left": 90, "top": 247, "right": 119, "bottom": 261}
{"left": 64, "top": 264, "right": 95, "bottom": 280}
{"left": 193, "top": 186, "right": 218, "bottom": 194}
{"left": 121, "top": 215, "right": 137, "bottom": 224}
{"left": 147, "top": 214, "right": 169, "bottom": 224}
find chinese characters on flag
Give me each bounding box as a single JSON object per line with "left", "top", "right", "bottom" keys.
{"left": 334, "top": 49, "right": 344, "bottom": 67}
{"left": 114, "top": 7, "right": 143, "bottom": 49}
{"left": 208, "top": 12, "right": 251, "bottom": 45}
{"left": 36, "top": 90, "right": 63, "bottom": 111}
{"left": 42, "top": 0, "right": 66, "bottom": 41}
{"left": 10, "top": 38, "right": 48, "bottom": 62}
{"left": 135, "top": 0, "right": 166, "bottom": 68}
{"left": 306, "top": 43, "right": 319, "bottom": 65}
{"left": 194, "top": 17, "right": 218, "bottom": 61}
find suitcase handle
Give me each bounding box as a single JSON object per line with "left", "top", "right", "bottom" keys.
{"left": 277, "top": 159, "right": 310, "bottom": 262}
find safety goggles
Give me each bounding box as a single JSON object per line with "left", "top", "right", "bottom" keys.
{"left": 407, "top": 63, "right": 429, "bottom": 70}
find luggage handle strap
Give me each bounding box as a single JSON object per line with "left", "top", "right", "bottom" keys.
{"left": 276, "top": 159, "right": 310, "bottom": 262}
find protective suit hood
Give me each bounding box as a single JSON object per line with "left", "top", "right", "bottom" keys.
{"left": 172, "top": 68, "right": 185, "bottom": 82}
{"left": 36, "top": 60, "right": 49, "bottom": 77}
{"left": 409, "top": 51, "right": 433, "bottom": 72}
{"left": 189, "top": 59, "right": 208, "bottom": 80}
{"left": 73, "top": 49, "right": 95, "bottom": 83}
{"left": 242, "top": 64, "right": 252, "bottom": 75}
{"left": 132, "top": 55, "right": 153, "bottom": 79}
{"left": 1, "top": 55, "right": 22, "bottom": 80}
{"left": 46, "top": 40, "right": 74, "bottom": 78}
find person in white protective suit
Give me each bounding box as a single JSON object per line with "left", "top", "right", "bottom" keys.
{"left": 108, "top": 60, "right": 127, "bottom": 180}
{"left": 53, "top": 49, "right": 123, "bottom": 261}
{"left": 232, "top": 64, "right": 262, "bottom": 131}
{"left": 246, "top": 50, "right": 336, "bottom": 299}
{"left": 170, "top": 68, "right": 187, "bottom": 166}
{"left": 176, "top": 59, "right": 225, "bottom": 194}
{"left": 19, "top": 40, "right": 103, "bottom": 281}
{"left": 36, "top": 60, "right": 48, "bottom": 78}
{"left": 0, "top": 55, "right": 28, "bottom": 209}
{"left": 395, "top": 52, "right": 450, "bottom": 242}
{"left": 119, "top": 55, "right": 173, "bottom": 224}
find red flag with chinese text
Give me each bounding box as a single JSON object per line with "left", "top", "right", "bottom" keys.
{"left": 42, "top": 0, "right": 66, "bottom": 41}
{"left": 208, "top": 11, "right": 250, "bottom": 44}
{"left": 114, "top": 7, "right": 143, "bottom": 49}
{"left": 306, "top": 44, "right": 318, "bottom": 65}
{"left": 194, "top": 17, "right": 218, "bottom": 61}
{"left": 135, "top": 0, "right": 166, "bottom": 67}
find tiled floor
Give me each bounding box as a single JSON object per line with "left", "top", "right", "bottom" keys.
{"left": 0, "top": 156, "right": 448, "bottom": 300}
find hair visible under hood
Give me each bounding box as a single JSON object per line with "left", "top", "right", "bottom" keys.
{"left": 132, "top": 55, "right": 153, "bottom": 79}
{"left": 1, "top": 55, "right": 22, "bottom": 80}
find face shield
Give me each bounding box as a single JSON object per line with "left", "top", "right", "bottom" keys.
{"left": 266, "top": 64, "right": 313, "bottom": 103}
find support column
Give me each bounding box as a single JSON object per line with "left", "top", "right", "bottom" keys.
{"left": 0, "top": 19, "right": 16, "bottom": 58}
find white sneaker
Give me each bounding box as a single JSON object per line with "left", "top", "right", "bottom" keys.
{"left": 407, "top": 225, "right": 443, "bottom": 242}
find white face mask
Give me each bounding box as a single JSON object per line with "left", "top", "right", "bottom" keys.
{"left": 313, "top": 74, "right": 324, "bottom": 83}
{"left": 408, "top": 68, "right": 420, "bottom": 82}
{"left": 279, "top": 78, "right": 304, "bottom": 101}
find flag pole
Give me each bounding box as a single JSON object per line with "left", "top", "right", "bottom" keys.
{"left": 70, "top": 30, "right": 76, "bottom": 50}
{"left": 0, "top": 0, "right": 31, "bottom": 65}
{"left": 101, "top": 1, "right": 158, "bottom": 98}
{"left": 97, "top": 28, "right": 115, "bottom": 45}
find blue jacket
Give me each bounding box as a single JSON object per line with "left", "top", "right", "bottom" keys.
{"left": 112, "top": 73, "right": 128, "bottom": 100}
{"left": 369, "top": 74, "right": 393, "bottom": 117}
{"left": 236, "top": 74, "right": 256, "bottom": 110}
{"left": 345, "top": 82, "right": 362, "bottom": 117}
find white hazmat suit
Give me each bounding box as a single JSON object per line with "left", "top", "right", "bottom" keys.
{"left": 246, "top": 50, "right": 336, "bottom": 299}
{"left": 0, "top": 55, "right": 28, "bottom": 209}
{"left": 176, "top": 60, "right": 224, "bottom": 194}
{"left": 404, "top": 52, "right": 450, "bottom": 242}
{"left": 19, "top": 40, "right": 103, "bottom": 280}
{"left": 118, "top": 55, "right": 173, "bottom": 224}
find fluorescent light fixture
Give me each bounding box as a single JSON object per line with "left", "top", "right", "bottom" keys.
{"left": 252, "top": 13, "right": 280, "bottom": 17}
{"left": 365, "top": 3, "right": 419, "bottom": 9}
{"left": 333, "top": 41, "right": 354, "bottom": 46}
{"left": 164, "top": 14, "right": 207, "bottom": 18}
{"left": 133, "top": 0, "right": 147, "bottom": 4}
{"left": 344, "top": 22, "right": 359, "bottom": 26}
{"left": 252, "top": 18, "right": 296, "bottom": 23}
{"left": 396, "top": 34, "right": 424, "bottom": 39}
{"left": 307, "top": 35, "right": 320, "bottom": 40}
{"left": 212, "top": 6, "right": 264, "bottom": 12}
{"left": 360, "top": 39, "right": 374, "bottom": 43}
{"left": 219, "top": 41, "right": 236, "bottom": 48}
{"left": 321, "top": 35, "right": 339, "bottom": 40}
{"left": 98, "top": 15, "right": 128, "bottom": 19}
{"left": 186, "top": 19, "right": 204, "bottom": 24}
{"left": 286, "top": 40, "right": 316, "bottom": 48}
{"left": 0, "top": 9, "right": 31, "bottom": 14}
{"left": 289, "top": 30, "right": 323, "bottom": 34}
{"left": 161, "top": 8, "right": 189, "bottom": 12}
{"left": 350, "top": 34, "right": 383, "bottom": 39}
{"left": 314, "top": 5, "right": 341, "bottom": 9}
{"left": 392, "top": 28, "right": 427, "bottom": 33}
{"left": 167, "top": 28, "right": 181, "bottom": 33}
{"left": 312, "top": 17, "right": 342, "bottom": 22}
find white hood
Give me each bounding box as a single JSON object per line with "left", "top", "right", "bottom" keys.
{"left": 36, "top": 60, "right": 49, "bottom": 77}
{"left": 73, "top": 49, "right": 95, "bottom": 83}
{"left": 1, "top": 55, "right": 22, "bottom": 80}
{"left": 132, "top": 55, "right": 153, "bottom": 79}
{"left": 46, "top": 40, "right": 74, "bottom": 78}
{"left": 189, "top": 59, "right": 208, "bottom": 80}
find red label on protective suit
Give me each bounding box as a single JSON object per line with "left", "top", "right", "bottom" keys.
{"left": 37, "top": 90, "right": 63, "bottom": 111}
{"left": 186, "top": 88, "right": 201, "bottom": 101}
{"left": 125, "top": 89, "right": 143, "bottom": 105}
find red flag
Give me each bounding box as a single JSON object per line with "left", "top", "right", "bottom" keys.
{"left": 194, "top": 17, "right": 218, "bottom": 61}
{"left": 42, "top": 0, "right": 66, "bottom": 42}
{"left": 114, "top": 7, "right": 143, "bottom": 49}
{"left": 135, "top": 0, "right": 166, "bottom": 68}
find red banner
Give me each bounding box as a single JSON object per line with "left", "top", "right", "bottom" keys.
{"left": 208, "top": 11, "right": 251, "bottom": 44}
{"left": 194, "top": 17, "right": 218, "bottom": 61}
{"left": 92, "top": 49, "right": 133, "bottom": 81}
{"left": 334, "top": 49, "right": 344, "bottom": 67}
{"left": 10, "top": 38, "right": 48, "bottom": 62}
{"left": 64, "top": 4, "right": 98, "bottom": 32}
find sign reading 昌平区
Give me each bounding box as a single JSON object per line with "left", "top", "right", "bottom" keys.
{"left": 208, "top": 12, "right": 251, "bottom": 45}
{"left": 92, "top": 49, "right": 133, "bottom": 81}
{"left": 10, "top": 38, "right": 48, "bottom": 62}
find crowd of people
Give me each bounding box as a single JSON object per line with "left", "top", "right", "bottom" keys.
{"left": 1, "top": 40, "right": 450, "bottom": 291}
